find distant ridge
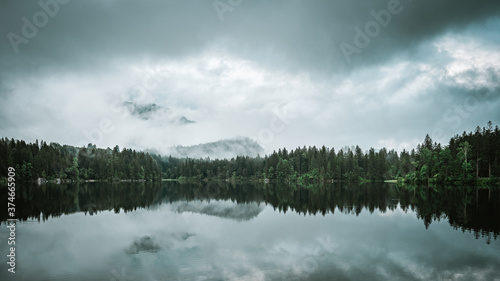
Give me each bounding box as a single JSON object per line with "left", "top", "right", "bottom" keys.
{"left": 166, "top": 137, "right": 264, "bottom": 159}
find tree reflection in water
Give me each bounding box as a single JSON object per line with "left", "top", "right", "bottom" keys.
{"left": 2, "top": 182, "right": 498, "bottom": 243}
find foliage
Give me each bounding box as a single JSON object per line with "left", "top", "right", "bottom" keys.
{"left": 0, "top": 139, "right": 161, "bottom": 181}
{"left": 1, "top": 121, "right": 499, "bottom": 185}
{"left": 161, "top": 122, "right": 499, "bottom": 185}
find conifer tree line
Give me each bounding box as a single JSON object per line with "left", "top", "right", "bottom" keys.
{"left": 0, "top": 141, "right": 161, "bottom": 182}
{"left": 1, "top": 121, "right": 499, "bottom": 184}
{"left": 159, "top": 122, "right": 500, "bottom": 184}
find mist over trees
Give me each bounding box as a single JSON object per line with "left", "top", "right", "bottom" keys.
{"left": 162, "top": 137, "right": 264, "bottom": 159}
{"left": 158, "top": 122, "right": 500, "bottom": 185}
{"left": 1, "top": 122, "right": 499, "bottom": 185}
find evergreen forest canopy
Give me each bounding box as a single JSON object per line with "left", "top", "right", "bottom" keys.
{"left": 1, "top": 122, "right": 499, "bottom": 185}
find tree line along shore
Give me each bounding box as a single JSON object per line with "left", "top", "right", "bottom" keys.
{"left": 1, "top": 122, "right": 499, "bottom": 186}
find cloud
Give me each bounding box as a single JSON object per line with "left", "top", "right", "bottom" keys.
{"left": 0, "top": 0, "right": 499, "bottom": 154}
{"left": 2, "top": 0, "right": 500, "bottom": 73}
{"left": 8, "top": 197, "right": 500, "bottom": 281}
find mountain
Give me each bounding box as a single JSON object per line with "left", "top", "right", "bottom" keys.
{"left": 170, "top": 201, "right": 264, "bottom": 221}
{"left": 165, "top": 137, "right": 265, "bottom": 159}
{"left": 122, "top": 101, "right": 194, "bottom": 124}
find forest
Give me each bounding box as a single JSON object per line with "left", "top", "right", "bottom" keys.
{"left": 1, "top": 121, "right": 499, "bottom": 185}
{"left": 0, "top": 141, "right": 162, "bottom": 182}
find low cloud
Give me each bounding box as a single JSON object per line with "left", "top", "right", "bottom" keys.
{"left": 0, "top": 0, "right": 499, "bottom": 154}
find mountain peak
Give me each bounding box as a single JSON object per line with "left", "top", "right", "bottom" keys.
{"left": 166, "top": 137, "right": 264, "bottom": 159}
{"left": 122, "top": 101, "right": 194, "bottom": 124}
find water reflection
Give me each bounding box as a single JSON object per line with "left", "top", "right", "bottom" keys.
{"left": 171, "top": 201, "right": 264, "bottom": 221}
{"left": 0, "top": 182, "right": 499, "bottom": 281}
{"left": 2, "top": 182, "right": 499, "bottom": 242}
{"left": 126, "top": 236, "right": 161, "bottom": 254}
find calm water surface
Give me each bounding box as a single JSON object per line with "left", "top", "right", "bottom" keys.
{"left": 1, "top": 182, "right": 499, "bottom": 281}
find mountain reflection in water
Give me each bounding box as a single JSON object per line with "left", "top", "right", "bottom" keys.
{"left": 2, "top": 182, "right": 498, "bottom": 243}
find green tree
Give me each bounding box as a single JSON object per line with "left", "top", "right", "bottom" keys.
{"left": 457, "top": 141, "right": 472, "bottom": 181}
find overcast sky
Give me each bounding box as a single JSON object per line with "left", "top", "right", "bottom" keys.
{"left": 1, "top": 0, "right": 499, "bottom": 155}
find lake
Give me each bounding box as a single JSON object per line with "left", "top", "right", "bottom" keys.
{"left": 1, "top": 182, "right": 499, "bottom": 281}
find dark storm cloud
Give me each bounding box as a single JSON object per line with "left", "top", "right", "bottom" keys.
{"left": 215, "top": 0, "right": 500, "bottom": 73}
{"left": 334, "top": 0, "right": 500, "bottom": 67}
{"left": 2, "top": 0, "right": 499, "bottom": 75}
{"left": 1, "top": 0, "right": 499, "bottom": 153}
{"left": 0, "top": 0, "right": 217, "bottom": 77}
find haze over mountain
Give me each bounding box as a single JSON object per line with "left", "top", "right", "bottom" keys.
{"left": 123, "top": 101, "right": 195, "bottom": 125}
{"left": 156, "top": 137, "right": 264, "bottom": 159}
{"left": 1, "top": 1, "right": 499, "bottom": 155}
